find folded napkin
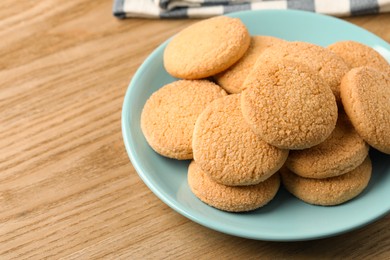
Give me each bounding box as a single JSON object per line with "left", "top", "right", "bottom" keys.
{"left": 113, "top": 0, "right": 390, "bottom": 19}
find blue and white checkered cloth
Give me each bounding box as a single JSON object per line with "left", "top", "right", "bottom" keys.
{"left": 113, "top": 0, "right": 390, "bottom": 18}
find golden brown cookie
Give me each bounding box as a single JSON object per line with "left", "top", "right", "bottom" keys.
{"left": 214, "top": 35, "right": 286, "bottom": 94}
{"left": 327, "top": 40, "right": 390, "bottom": 74}
{"left": 164, "top": 16, "right": 250, "bottom": 79}
{"left": 251, "top": 41, "right": 349, "bottom": 102}
{"left": 340, "top": 66, "right": 390, "bottom": 154}
{"left": 241, "top": 58, "right": 338, "bottom": 150}
{"left": 188, "top": 161, "right": 280, "bottom": 212}
{"left": 286, "top": 113, "right": 369, "bottom": 179}
{"left": 280, "top": 156, "right": 372, "bottom": 206}
{"left": 141, "top": 80, "right": 227, "bottom": 159}
{"left": 192, "top": 94, "right": 288, "bottom": 186}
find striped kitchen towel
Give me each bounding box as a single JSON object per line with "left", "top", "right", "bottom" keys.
{"left": 113, "top": 0, "right": 390, "bottom": 19}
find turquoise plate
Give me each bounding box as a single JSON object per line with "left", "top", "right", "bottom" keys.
{"left": 122, "top": 10, "right": 390, "bottom": 241}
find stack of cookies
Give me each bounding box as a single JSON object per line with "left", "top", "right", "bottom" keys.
{"left": 140, "top": 16, "right": 390, "bottom": 212}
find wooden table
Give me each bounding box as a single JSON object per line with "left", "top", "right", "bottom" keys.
{"left": 1, "top": 0, "right": 389, "bottom": 258}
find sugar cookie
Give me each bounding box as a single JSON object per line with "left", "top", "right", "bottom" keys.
{"left": 164, "top": 16, "right": 250, "bottom": 79}
{"left": 241, "top": 58, "right": 338, "bottom": 150}
{"left": 286, "top": 113, "right": 369, "bottom": 178}
{"left": 188, "top": 161, "right": 280, "bottom": 212}
{"left": 141, "top": 80, "right": 227, "bottom": 159}
{"left": 251, "top": 41, "right": 349, "bottom": 101}
{"left": 340, "top": 66, "right": 390, "bottom": 154}
{"left": 214, "top": 35, "right": 286, "bottom": 94}
{"left": 327, "top": 40, "right": 390, "bottom": 74}
{"left": 192, "top": 94, "right": 288, "bottom": 186}
{"left": 281, "top": 157, "right": 372, "bottom": 206}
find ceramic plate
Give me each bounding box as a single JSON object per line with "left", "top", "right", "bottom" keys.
{"left": 122, "top": 10, "right": 390, "bottom": 241}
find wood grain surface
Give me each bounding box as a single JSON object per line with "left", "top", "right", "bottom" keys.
{"left": 1, "top": 0, "right": 389, "bottom": 258}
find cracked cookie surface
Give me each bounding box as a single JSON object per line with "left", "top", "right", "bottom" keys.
{"left": 328, "top": 40, "right": 390, "bottom": 75}
{"left": 250, "top": 41, "right": 349, "bottom": 102}
{"left": 164, "top": 16, "right": 250, "bottom": 79}
{"left": 192, "top": 94, "right": 288, "bottom": 186}
{"left": 281, "top": 157, "right": 372, "bottom": 206}
{"left": 214, "top": 35, "right": 286, "bottom": 94}
{"left": 141, "top": 80, "right": 227, "bottom": 159}
{"left": 188, "top": 161, "right": 280, "bottom": 212}
{"left": 340, "top": 67, "right": 390, "bottom": 154}
{"left": 241, "top": 58, "right": 338, "bottom": 150}
{"left": 286, "top": 113, "right": 369, "bottom": 179}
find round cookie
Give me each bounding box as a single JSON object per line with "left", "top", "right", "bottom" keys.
{"left": 241, "top": 58, "right": 338, "bottom": 150}
{"left": 286, "top": 112, "right": 369, "bottom": 179}
{"left": 327, "top": 40, "right": 390, "bottom": 74}
{"left": 188, "top": 161, "right": 280, "bottom": 212}
{"left": 251, "top": 41, "right": 349, "bottom": 102}
{"left": 141, "top": 80, "right": 227, "bottom": 160}
{"left": 164, "top": 16, "right": 250, "bottom": 79}
{"left": 214, "top": 35, "right": 286, "bottom": 94}
{"left": 192, "top": 94, "right": 288, "bottom": 186}
{"left": 340, "top": 67, "right": 390, "bottom": 154}
{"left": 280, "top": 157, "right": 372, "bottom": 206}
